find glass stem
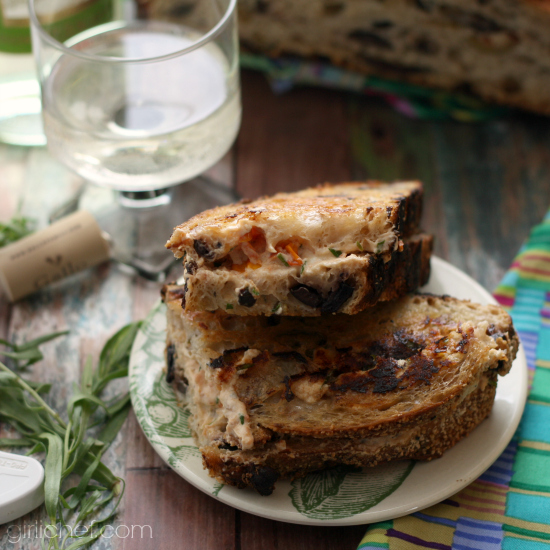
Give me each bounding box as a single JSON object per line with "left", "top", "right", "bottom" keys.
{"left": 117, "top": 188, "right": 173, "bottom": 209}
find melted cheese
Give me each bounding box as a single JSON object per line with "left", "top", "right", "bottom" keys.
{"left": 167, "top": 181, "right": 421, "bottom": 260}
{"left": 290, "top": 376, "right": 327, "bottom": 404}
{"left": 219, "top": 385, "right": 254, "bottom": 450}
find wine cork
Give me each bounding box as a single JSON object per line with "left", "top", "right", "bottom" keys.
{"left": 0, "top": 211, "right": 111, "bottom": 302}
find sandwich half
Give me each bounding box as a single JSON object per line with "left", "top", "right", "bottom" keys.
{"left": 163, "top": 285, "right": 518, "bottom": 495}
{"left": 166, "top": 181, "right": 431, "bottom": 316}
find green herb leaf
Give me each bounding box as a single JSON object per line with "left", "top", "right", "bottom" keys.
{"left": 300, "top": 260, "right": 307, "bottom": 275}
{"left": 15, "top": 331, "right": 70, "bottom": 351}
{"left": 0, "top": 321, "right": 140, "bottom": 549}
{"left": 277, "top": 253, "right": 290, "bottom": 267}
{"left": 95, "top": 323, "right": 141, "bottom": 394}
{"left": 356, "top": 241, "right": 364, "bottom": 251}
{"left": 63, "top": 529, "right": 106, "bottom": 550}
{"left": 0, "top": 371, "right": 17, "bottom": 384}
{"left": 329, "top": 248, "right": 342, "bottom": 257}
{"left": 251, "top": 288, "right": 260, "bottom": 296}
{"left": 237, "top": 363, "right": 253, "bottom": 371}
{"left": 0, "top": 436, "right": 34, "bottom": 447}
{"left": 239, "top": 414, "right": 245, "bottom": 425}
{"left": 376, "top": 240, "right": 386, "bottom": 253}
{"left": 97, "top": 401, "right": 131, "bottom": 448}
{"left": 0, "top": 330, "right": 69, "bottom": 369}
{"left": 41, "top": 432, "right": 64, "bottom": 523}
{"left": 272, "top": 302, "right": 281, "bottom": 313}
{"left": 0, "top": 216, "right": 35, "bottom": 248}
{"left": 65, "top": 451, "right": 104, "bottom": 510}
{"left": 0, "top": 387, "right": 44, "bottom": 433}
{"left": 226, "top": 303, "right": 234, "bottom": 310}
{"left": 104, "top": 393, "right": 131, "bottom": 418}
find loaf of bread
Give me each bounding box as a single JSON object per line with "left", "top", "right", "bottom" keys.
{"left": 136, "top": 0, "right": 550, "bottom": 114}
{"left": 237, "top": 0, "right": 550, "bottom": 115}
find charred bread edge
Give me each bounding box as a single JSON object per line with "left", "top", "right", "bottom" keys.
{"left": 200, "top": 378, "right": 498, "bottom": 495}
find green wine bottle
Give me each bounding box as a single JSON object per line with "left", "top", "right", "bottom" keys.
{"left": 0, "top": 0, "right": 113, "bottom": 146}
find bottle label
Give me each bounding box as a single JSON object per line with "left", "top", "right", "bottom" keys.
{"left": 0, "top": 0, "right": 113, "bottom": 53}
{"left": 0, "top": 210, "right": 111, "bottom": 301}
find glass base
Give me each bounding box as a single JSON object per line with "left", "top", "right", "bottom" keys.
{"left": 50, "top": 177, "right": 240, "bottom": 281}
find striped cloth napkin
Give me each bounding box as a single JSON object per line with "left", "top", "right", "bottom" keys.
{"left": 358, "top": 209, "right": 550, "bottom": 550}
{"left": 241, "top": 53, "right": 507, "bottom": 122}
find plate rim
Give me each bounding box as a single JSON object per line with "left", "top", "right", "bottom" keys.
{"left": 129, "top": 255, "right": 528, "bottom": 526}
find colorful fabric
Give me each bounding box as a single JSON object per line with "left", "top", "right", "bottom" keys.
{"left": 358, "top": 210, "right": 550, "bottom": 550}
{"left": 240, "top": 53, "right": 508, "bottom": 122}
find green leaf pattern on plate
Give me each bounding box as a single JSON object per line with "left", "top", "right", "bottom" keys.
{"left": 130, "top": 302, "right": 193, "bottom": 449}
{"left": 130, "top": 301, "right": 415, "bottom": 521}
{"left": 289, "top": 461, "right": 414, "bottom": 519}
{"left": 168, "top": 445, "right": 202, "bottom": 469}
{"left": 212, "top": 482, "right": 225, "bottom": 497}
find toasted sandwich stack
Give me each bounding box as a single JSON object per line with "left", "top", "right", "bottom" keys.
{"left": 163, "top": 181, "right": 518, "bottom": 495}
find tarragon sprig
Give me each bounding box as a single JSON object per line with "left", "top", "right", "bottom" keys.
{"left": 0, "top": 321, "right": 141, "bottom": 550}
{"left": 0, "top": 331, "right": 69, "bottom": 370}
{"left": 0, "top": 215, "right": 35, "bottom": 248}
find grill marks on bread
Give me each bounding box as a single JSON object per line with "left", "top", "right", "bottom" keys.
{"left": 163, "top": 286, "right": 518, "bottom": 494}
{"left": 171, "top": 183, "right": 422, "bottom": 265}
{"left": 166, "top": 181, "right": 431, "bottom": 316}
{"left": 205, "top": 325, "right": 472, "bottom": 412}
{"left": 164, "top": 287, "right": 518, "bottom": 436}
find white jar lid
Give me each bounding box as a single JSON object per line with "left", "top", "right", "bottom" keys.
{"left": 0, "top": 450, "right": 45, "bottom": 525}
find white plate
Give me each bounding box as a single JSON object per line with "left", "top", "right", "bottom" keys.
{"left": 129, "top": 256, "right": 528, "bottom": 526}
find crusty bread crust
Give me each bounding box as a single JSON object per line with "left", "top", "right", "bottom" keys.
{"left": 201, "top": 378, "right": 497, "bottom": 494}
{"left": 235, "top": 0, "right": 550, "bottom": 116}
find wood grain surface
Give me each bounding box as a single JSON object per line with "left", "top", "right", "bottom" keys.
{"left": 1, "top": 69, "right": 550, "bottom": 550}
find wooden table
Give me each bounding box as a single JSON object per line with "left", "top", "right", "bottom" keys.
{"left": 1, "top": 69, "right": 550, "bottom": 550}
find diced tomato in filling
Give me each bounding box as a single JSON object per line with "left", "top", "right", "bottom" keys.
{"left": 228, "top": 230, "right": 307, "bottom": 270}
{"left": 241, "top": 227, "right": 266, "bottom": 249}
{"left": 231, "top": 227, "right": 267, "bottom": 270}
{"left": 232, "top": 261, "right": 261, "bottom": 272}
{"left": 241, "top": 241, "right": 261, "bottom": 264}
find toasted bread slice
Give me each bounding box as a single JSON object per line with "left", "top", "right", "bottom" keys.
{"left": 163, "top": 286, "right": 518, "bottom": 494}
{"left": 200, "top": 378, "right": 498, "bottom": 495}
{"left": 166, "top": 181, "right": 426, "bottom": 315}
{"left": 179, "top": 232, "right": 432, "bottom": 316}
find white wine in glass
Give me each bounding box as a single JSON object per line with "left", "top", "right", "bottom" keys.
{"left": 30, "top": 0, "right": 241, "bottom": 278}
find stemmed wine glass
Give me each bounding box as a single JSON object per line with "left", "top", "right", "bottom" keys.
{"left": 29, "top": 0, "right": 241, "bottom": 278}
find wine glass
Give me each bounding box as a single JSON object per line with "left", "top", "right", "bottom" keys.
{"left": 28, "top": 0, "right": 241, "bottom": 279}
